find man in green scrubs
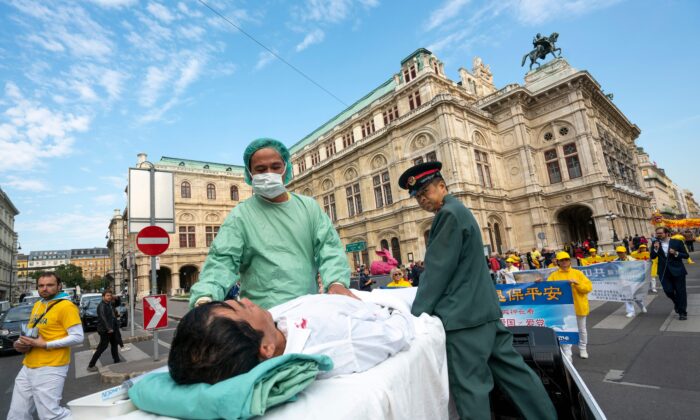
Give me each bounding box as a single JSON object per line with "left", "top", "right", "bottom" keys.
{"left": 399, "top": 161, "right": 555, "bottom": 420}
{"left": 190, "top": 138, "right": 353, "bottom": 309}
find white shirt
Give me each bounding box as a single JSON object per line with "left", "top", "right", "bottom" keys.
{"left": 268, "top": 294, "right": 415, "bottom": 378}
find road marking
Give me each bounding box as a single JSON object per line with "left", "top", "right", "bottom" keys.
{"left": 588, "top": 300, "right": 606, "bottom": 311}
{"left": 74, "top": 349, "right": 100, "bottom": 379}
{"left": 603, "top": 369, "right": 661, "bottom": 389}
{"left": 659, "top": 293, "right": 700, "bottom": 332}
{"left": 158, "top": 338, "right": 171, "bottom": 349}
{"left": 593, "top": 294, "right": 657, "bottom": 329}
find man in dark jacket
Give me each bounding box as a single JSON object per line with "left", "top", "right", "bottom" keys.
{"left": 87, "top": 289, "right": 120, "bottom": 370}
{"left": 651, "top": 227, "right": 689, "bottom": 320}
{"left": 398, "top": 162, "right": 555, "bottom": 420}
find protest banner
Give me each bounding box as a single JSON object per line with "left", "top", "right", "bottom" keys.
{"left": 511, "top": 261, "right": 650, "bottom": 302}
{"left": 496, "top": 281, "right": 578, "bottom": 345}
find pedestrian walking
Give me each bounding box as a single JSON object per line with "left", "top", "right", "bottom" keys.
{"left": 8, "top": 272, "right": 84, "bottom": 420}
{"left": 547, "top": 252, "right": 592, "bottom": 360}
{"left": 651, "top": 227, "right": 689, "bottom": 320}
{"left": 399, "top": 161, "right": 555, "bottom": 420}
{"left": 87, "top": 289, "right": 121, "bottom": 371}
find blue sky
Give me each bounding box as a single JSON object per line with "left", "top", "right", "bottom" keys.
{"left": 1, "top": 0, "right": 699, "bottom": 253}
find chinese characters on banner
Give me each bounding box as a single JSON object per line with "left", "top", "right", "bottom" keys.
{"left": 496, "top": 281, "right": 578, "bottom": 345}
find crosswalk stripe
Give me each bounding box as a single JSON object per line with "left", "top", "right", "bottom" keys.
{"left": 593, "top": 294, "right": 657, "bottom": 330}
{"left": 73, "top": 345, "right": 150, "bottom": 379}
{"left": 659, "top": 294, "right": 700, "bottom": 333}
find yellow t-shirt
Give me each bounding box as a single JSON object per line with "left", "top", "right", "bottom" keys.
{"left": 583, "top": 255, "right": 603, "bottom": 265}
{"left": 547, "top": 268, "right": 593, "bottom": 316}
{"left": 386, "top": 279, "right": 412, "bottom": 288}
{"left": 24, "top": 299, "right": 81, "bottom": 368}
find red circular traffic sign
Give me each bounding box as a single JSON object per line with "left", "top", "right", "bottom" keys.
{"left": 136, "top": 226, "right": 170, "bottom": 256}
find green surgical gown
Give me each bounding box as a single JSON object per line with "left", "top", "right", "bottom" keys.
{"left": 189, "top": 193, "right": 350, "bottom": 309}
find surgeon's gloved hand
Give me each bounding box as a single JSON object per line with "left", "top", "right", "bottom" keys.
{"left": 195, "top": 296, "right": 213, "bottom": 307}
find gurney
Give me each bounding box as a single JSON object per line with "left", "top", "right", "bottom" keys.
{"left": 68, "top": 290, "right": 450, "bottom": 420}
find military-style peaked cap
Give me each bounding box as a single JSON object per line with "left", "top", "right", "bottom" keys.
{"left": 398, "top": 161, "right": 443, "bottom": 197}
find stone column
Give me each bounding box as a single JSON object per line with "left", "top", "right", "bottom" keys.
{"left": 170, "top": 271, "right": 181, "bottom": 296}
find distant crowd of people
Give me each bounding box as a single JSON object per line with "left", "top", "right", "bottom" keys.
{"left": 354, "top": 261, "right": 425, "bottom": 290}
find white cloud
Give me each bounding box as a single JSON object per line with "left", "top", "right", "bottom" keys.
{"left": 512, "top": 0, "right": 621, "bottom": 25}
{"left": 255, "top": 51, "right": 276, "bottom": 70}
{"left": 95, "top": 193, "right": 119, "bottom": 205}
{"left": 73, "top": 82, "right": 99, "bottom": 102}
{"left": 296, "top": 29, "right": 325, "bottom": 52}
{"left": 2, "top": 175, "right": 48, "bottom": 192}
{"left": 179, "top": 25, "right": 205, "bottom": 40}
{"left": 26, "top": 34, "right": 65, "bottom": 52}
{"left": 100, "top": 69, "right": 127, "bottom": 101}
{"left": 147, "top": 2, "right": 176, "bottom": 23}
{"left": 425, "top": 0, "right": 471, "bottom": 32}
{"left": 16, "top": 211, "right": 114, "bottom": 250}
{"left": 0, "top": 83, "right": 89, "bottom": 170}
{"left": 297, "top": 0, "right": 379, "bottom": 23}
{"left": 140, "top": 66, "right": 170, "bottom": 107}
{"left": 175, "top": 58, "right": 203, "bottom": 94}
{"left": 89, "top": 0, "right": 138, "bottom": 8}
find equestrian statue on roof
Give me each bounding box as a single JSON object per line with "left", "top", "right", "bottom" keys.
{"left": 521, "top": 32, "right": 562, "bottom": 70}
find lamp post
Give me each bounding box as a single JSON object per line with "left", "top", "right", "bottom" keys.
{"left": 106, "top": 231, "right": 116, "bottom": 291}
{"left": 605, "top": 211, "right": 619, "bottom": 242}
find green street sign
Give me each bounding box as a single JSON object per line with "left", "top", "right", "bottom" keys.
{"left": 345, "top": 241, "right": 366, "bottom": 253}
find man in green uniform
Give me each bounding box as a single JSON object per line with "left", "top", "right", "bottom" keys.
{"left": 399, "top": 161, "right": 555, "bottom": 419}
{"left": 190, "top": 138, "right": 353, "bottom": 309}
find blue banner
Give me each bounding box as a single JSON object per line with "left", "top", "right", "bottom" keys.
{"left": 496, "top": 281, "right": 578, "bottom": 345}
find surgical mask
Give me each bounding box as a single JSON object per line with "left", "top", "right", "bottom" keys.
{"left": 249, "top": 166, "right": 287, "bottom": 199}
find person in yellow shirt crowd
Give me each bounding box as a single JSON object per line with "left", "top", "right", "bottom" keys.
{"left": 9, "top": 272, "right": 84, "bottom": 419}
{"left": 547, "top": 252, "right": 593, "bottom": 360}
{"left": 671, "top": 233, "right": 695, "bottom": 265}
{"left": 613, "top": 246, "right": 648, "bottom": 318}
{"left": 632, "top": 244, "right": 657, "bottom": 293}
{"left": 582, "top": 248, "right": 604, "bottom": 266}
{"left": 386, "top": 268, "right": 412, "bottom": 288}
{"left": 631, "top": 244, "right": 650, "bottom": 261}
{"left": 501, "top": 257, "right": 520, "bottom": 284}
{"left": 547, "top": 255, "right": 558, "bottom": 268}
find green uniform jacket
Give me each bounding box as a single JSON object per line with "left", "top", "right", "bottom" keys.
{"left": 189, "top": 193, "right": 350, "bottom": 309}
{"left": 411, "top": 194, "right": 502, "bottom": 330}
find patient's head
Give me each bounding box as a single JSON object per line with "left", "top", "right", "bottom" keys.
{"left": 168, "top": 299, "right": 281, "bottom": 384}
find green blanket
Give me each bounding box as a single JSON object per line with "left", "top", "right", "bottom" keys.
{"left": 129, "top": 353, "right": 333, "bottom": 419}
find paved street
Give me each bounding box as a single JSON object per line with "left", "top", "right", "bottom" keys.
{"left": 2, "top": 259, "right": 700, "bottom": 419}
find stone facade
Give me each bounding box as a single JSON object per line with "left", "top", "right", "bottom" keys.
{"left": 287, "top": 49, "right": 653, "bottom": 269}
{"left": 107, "top": 209, "right": 128, "bottom": 291}
{"left": 684, "top": 190, "right": 700, "bottom": 218}
{"left": 70, "top": 247, "right": 110, "bottom": 283}
{"left": 0, "top": 186, "right": 19, "bottom": 300}
{"left": 123, "top": 155, "right": 251, "bottom": 298}
{"left": 637, "top": 147, "right": 686, "bottom": 217}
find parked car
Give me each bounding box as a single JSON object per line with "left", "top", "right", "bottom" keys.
{"left": 0, "top": 304, "right": 33, "bottom": 355}
{"left": 0, "top": 300, "right": 10, "bottom": 318}
{"left": 79, "top": 295, "right": 103, "bottom": 331}
{"left": 113, "top": 297, "right": 129, "bottom": 328}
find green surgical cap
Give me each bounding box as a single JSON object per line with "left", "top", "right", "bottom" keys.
{"left": 243, "top": 138, "right": 293, "bottom": 185}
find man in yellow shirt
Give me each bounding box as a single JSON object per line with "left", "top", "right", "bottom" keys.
{"left": 582, "top": 248, "right": 604, "bottom": 265}
{"left": 547, "top": 252, "right": 593, "bottom": 360}
{"left": 9, "top": 272, "right": 83, "bottom": 420}
{"left": 386, "top": 268, "right": 412, "bottom": 288}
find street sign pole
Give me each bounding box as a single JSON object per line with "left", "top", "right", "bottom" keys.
{"left": 129, "top": 252, "right": 135, "bottom": 338}
{"left": 148, "top": 165, "right": 160, "bottom": 362}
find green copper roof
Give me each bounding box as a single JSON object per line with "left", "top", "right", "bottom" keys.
{"left": 289, "top": 77, "right": 396, "bottom": 155}
{"left": 400, "top": 48, "right": 432, "bottom": 65}
{"left": 159, "top": 156, "right": 245, "bottom": 174}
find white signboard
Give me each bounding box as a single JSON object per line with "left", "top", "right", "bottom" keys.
{"left": 128, "top": 167, "right": 175, "bottom": 233}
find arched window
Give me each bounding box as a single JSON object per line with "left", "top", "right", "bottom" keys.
{"left": 181, "top": 181, "right": 191, "bottom": 198}
{"left": 207, "top": 183, "right": 216, "bottom": 200}
{"left": 380, "top": 239, "right": 389, "bottom": 251}
{"left": 230, "top": 185, "right": 239, "bottom": 201}
{"left": 391, "top": 237, "right": 402, "bottom": 265}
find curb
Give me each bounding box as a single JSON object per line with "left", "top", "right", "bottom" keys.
{"left": 98, "top": 359, "right": 169, "bottom": 385}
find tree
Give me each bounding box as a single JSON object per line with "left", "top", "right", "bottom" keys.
{"left": 54, "top": 264, "right": 85, "bottom": 288}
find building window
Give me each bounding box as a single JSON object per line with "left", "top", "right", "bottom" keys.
{"left": 181, "top": 181, "right": 191, "bottom": 198}
{"left": 297, "top": 158, "right": 307, "bottom": 173}
{"left": 323, "top": 193, "right": 337, "bottom": 222}
{"left": 311, "top": 150, "right": 320, "bottom": 166}
{"left": 346, "top": 183, "right": 363, "bottom": 217}
{"left": 474, "top": 150, "right": 493, "bottom": 188}
{"left": 205, "top": 226, "right": 220, "bottom": 247}
{"left": 408, "top": 90, "right": 422, "bottom": 110}
{"left": 373, "top": 171, "right": 393, "bottom": 208}
{"left": 325, "top": 140, "right": 336, "bottom": 158}
{"left": 342, "top": 131, "right": 355, "bottom": 148}
{"left": 391, "top": 237, "right": 402, "bottom": 265}
{"left": 179, "top": 226, "right": 195, "bottom": 248}
{"left": 403, "top": 64, "right": 417, "bottom": 83}
{"left": 207, "top": 183, "right": 216, "bottom": 200}
{"left": 563, "top": 143, "right": 582, "bottom": 179}
{"left": 544, "top": 149, "right": 562, "bottom": 184}
{"left": 230, "top": 185, "right": 239, "bottom": 201}
{"left": 382, "top": 105, "right": 399, "bottom": 125}
{"left": 380, "top": 239, "right": 389, "bottom": 251}
{"left": 413, "top": 151, "right": 438, "bottom": 165}
{"left": 361, "top": 119, "right": 376, "bottom": 138}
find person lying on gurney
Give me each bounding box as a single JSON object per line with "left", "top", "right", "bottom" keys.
{"left": 168, "top": 293, "right": 415, "bottom": 384}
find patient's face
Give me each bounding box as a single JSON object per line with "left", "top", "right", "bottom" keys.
{"left": 221, "top": 298, "right": 276, "bottom": 335}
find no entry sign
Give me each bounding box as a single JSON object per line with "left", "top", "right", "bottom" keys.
{"left": 137, "top": 226, "right": 170, "bottom": 256}
{"left": 143, "top": 294, "right": 168, "bottom": 330}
